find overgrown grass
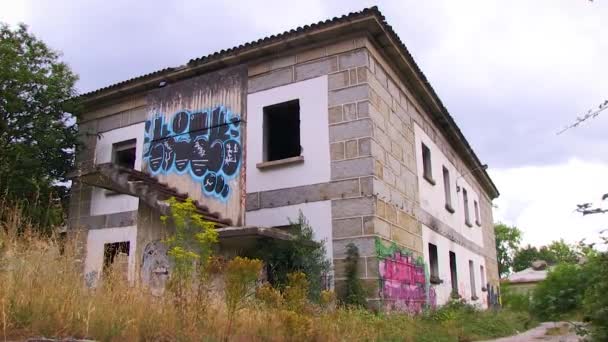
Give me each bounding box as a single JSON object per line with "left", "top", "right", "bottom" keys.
{"left": 0, "top": 215, "right": 535, "bottom": 341}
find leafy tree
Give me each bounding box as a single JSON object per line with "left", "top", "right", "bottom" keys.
{"left": 545, "top": 240, "right": 579, "bottom": 264}
{"left": 512, "top": 245, "right": 544, "bottom": 272}
{"left": 494, "top": 223, "right": 522, "bottom": 277}
{"left": 0, "top": 23, "right": 79, "bottom": 230}
{"left": 254, "top": 211, "right": 330, "bottom": 301}
{"left": 513, "top": 240, "right": 579, "bottom": 271}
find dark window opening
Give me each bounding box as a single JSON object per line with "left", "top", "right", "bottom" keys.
{"left": 263, "top": 99, "right": 301, "bottom": 162}
{"left": 469, "top": 260, "right": 477, "bottom": 299}
{"left": 103, "top": 241, "right": 130, "bottom": 273}
{"left": 429, "top": 243, "right": 440, "bottom": 283}
{"left": 480, "top": 265, "right": 486, "bottom": 290}
{"left": 449, "top": 251, "right": 458, "bottom": 294}
{"left": 443, "top": 166, "right": 454, "bottom": 212}
{"left": 463, "top": 188, "right": 472, "bottom": 227}
{"left": 474, "top": 200, "right": 481, "bottom": 226}
{"left": 422, "top": 143, "right": 434, "bottom": 184}
{"left": 113, "top": 139, "right": 136, "bottom": 169}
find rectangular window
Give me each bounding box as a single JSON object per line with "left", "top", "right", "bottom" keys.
{"left": 463, "top": 188, "right": 472, "bottom": 227}
{"left": 422, "top": 143, "right": 434, "bottom": 185}
{"left": 474, "top": 200, "right": 481, "bottom": 226}
{"left": 103, "top": 241, "right": 130, "bottom": 274}
{"left": 449, "top": 251, "right": 458, "bottom": 294}
{"left": 480, "top": 264, "right": 486, "bottom": 290}
{"left": 469, "top": 260, "right": 477, "bottom": 299}
{"left": 443, "top": 166, "right": 454, "bottom": 213}
{"left": 428, "top": 243, "right": 440, "bottom": 283}
{"left": 263, "top": 99, "right": 301, "bottom": 162}
{"left": 112, "top": 139, "right": 136, "bottom": 169}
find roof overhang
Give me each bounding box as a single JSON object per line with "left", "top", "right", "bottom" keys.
{"left": 77, "top": 7, "right": 499, "bottom": 198}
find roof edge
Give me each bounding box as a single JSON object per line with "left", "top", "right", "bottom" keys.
{"left": 76, "top": 6, "right": 499, "bottom": 198}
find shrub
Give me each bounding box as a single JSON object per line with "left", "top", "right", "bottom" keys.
{"left": 254, "top": 211, "right": 330, "bottom": 301}
{"left": 255, "top": 282, "right": 284, "bottom": 308}
{"left": 582, "top": 252, "right": 608, "bottom": 341}
{"left": 531, "top": 263, "right": 590, "bottom": 320}
{"left": 224, "top": 256, "right": 263, "bottom": 338}
{"left": 284, "top": 271, "right": 309, "bottom": 312}
{"left": 340, "top": 243, "right": 367, "bottom": 307}
{"left": 161, "top": 198, "right": 218, "bottom": 317}
{"left": 500, "top": 284, "right": 532, "bottom": 313}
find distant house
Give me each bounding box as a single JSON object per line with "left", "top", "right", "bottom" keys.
{"left": 502, "top": 262, "right": 549, "bottom": 293}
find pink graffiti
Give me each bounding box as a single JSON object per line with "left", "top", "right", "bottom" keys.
{"left": 379, "top": 252, "right": 436, "bottom": 313}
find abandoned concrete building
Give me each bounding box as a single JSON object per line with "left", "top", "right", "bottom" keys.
{"left": 68, "top": 6, "right": 500, "bottom": 311}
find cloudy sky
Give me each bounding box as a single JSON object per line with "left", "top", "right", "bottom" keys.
{"left": 2, "top": 0, "right": 607, "bottom": 247}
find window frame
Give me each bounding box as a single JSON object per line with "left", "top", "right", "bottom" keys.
{"left": 421, "top": 143, "right": 435, "bottom": 185}
{"left": 262, "top": 99, "right": 302, "bottom": 163}
{"left": 463, "top": 188, "right": 473, "bottom": 227}
{"left": 112, "top": 139, "right": 137, "bottom": 169}
{"left": 449, "top": 251, "right": 458, "bottom": 295}
{"left": 442, "top": 166, "right": 454, "bottom": 213}
{"left": 474, "top": 200, "right": 481, "bottom": 226}
{"left": 428, "top": 243, "right": 441, "bottom": 284}
{"left": 469, "top": 260, "right": 478, "bottom": 300}
{"left": 480, "top": 264, "right": 487, "bottom": 291}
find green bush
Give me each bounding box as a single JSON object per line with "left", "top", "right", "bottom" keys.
{"left": 254, "top": 211, "right": 330, "bottom": 301}
{"left": 582, "top": 252, "right": 608, "bottom": 341}
{"left": 501, "top": 284, "right": 532, "bottom": 313}
{"left": 531, "top": 263, "right": 590, "bottom": 320}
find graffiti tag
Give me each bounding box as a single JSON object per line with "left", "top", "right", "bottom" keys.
{"left": 143, "top": 106, "right": 242, "bottom": 201}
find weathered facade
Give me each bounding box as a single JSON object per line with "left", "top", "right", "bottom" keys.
{"left": 68, "top": 7, "right": 500, "bottom": 310}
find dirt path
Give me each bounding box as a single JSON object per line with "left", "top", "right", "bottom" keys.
{"left": 480, "top": 322, "right": 581, "bottom": 342}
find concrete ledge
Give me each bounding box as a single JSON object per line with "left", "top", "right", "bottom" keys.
{"left": 256, "top": 156, "right": 304, "bottom": 170}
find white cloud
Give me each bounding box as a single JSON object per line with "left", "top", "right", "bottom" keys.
{"left": 0, "top": 1, "right": 30, "bottom": 26}
{"left": 491, "top": 159, "right": 608, "bottom": 247}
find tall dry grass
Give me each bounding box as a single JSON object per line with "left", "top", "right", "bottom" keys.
{"left": 0, "top": 204, "right": 534, "bottom": 342}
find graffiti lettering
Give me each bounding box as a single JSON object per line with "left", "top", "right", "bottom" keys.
{"left": 375, "top": 237, "right": 436, "bottom": 313}
{"left": 143, "top": 106, "right": 242, "bottom": 201}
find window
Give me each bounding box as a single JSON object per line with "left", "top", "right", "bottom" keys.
{"left": 428, "top": 243, "right": 440, "bottom": 283}
{"left": 422, "top": 143, "right": 434, "bottom": 185}
{"left": 463, "top": 188, "right": 472, "bottom": 227}
{"left": 474, "top": 200, "right": 481, "bottom": 226}
{"left": 480, "top": 265, "right": 486, "bottom": 290}
{"left": 443, "top": 166, "right": 454, "bottom": 213}
{"left": 112, "top": 139, "right": 136, "bottom": 169}
{"left": 469, "top": 260, "right": 477, "bottom": 299}
{"left": 263, "top": 99, "right": 301, "bottom": 162}
{"left": 103, "top": 241, "right": 130, "bottom": 274}
{"left": 449, "top": 251, "right": 458, "bottom": 294}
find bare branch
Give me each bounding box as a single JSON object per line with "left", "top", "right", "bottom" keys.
{"left": 557, "top": 99, "right": 608, "bottom": 134}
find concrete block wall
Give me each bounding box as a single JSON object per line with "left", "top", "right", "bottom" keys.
{"left": 363, "top": 41, "right": 499, "bottom": 286}
{"left": 246, "top": 37, "right": 383, "bottom": 297}
{"left": 246, "top": 35, "right": 498, "bottom": 305}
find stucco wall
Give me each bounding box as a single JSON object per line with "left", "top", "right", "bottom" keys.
{"left": 90, "top": 122, "right": 145, "bottom": 216}
{"left": 422, "top": 225, "right": 487, "bottom": 308}
{"left": 414, "top": 123, "right": 484, "bottom": 247}
{"left": 84, "top": 225, "right": 138, "bottom": 286}
{"left": 246, "top": 76, "right": 330, "bottom": 192}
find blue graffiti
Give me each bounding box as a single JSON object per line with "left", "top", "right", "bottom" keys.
{"left": 143, "top": 106, "right": 242, "bottom": 201}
